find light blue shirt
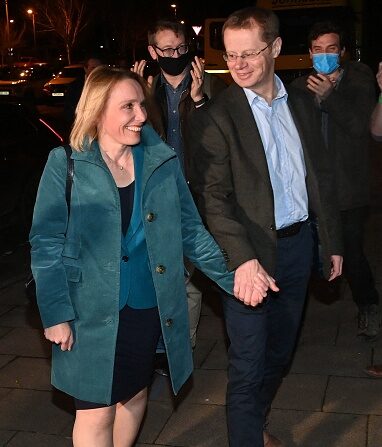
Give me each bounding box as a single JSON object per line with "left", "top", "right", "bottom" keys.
{"left": 244, "top": 76, "right": 308, "bottom": 230}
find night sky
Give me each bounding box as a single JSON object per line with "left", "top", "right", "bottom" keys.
{"left": 4, "top": 0, "right": 256, "bottom": 25}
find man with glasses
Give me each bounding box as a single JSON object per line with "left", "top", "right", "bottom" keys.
{"left": 188, "top": 7, "right": 343, "bottom": 446}
{"left": 292, "top": 21, "right": 379, "bottom": 341}
{"left": 133, "top": 19, "right": 226, "bottom": 375}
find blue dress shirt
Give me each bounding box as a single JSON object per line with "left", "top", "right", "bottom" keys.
{"left": 244, "top": 76, "right": 309, "bottom": 230}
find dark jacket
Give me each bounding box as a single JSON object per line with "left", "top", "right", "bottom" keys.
{"left": 151, "top": 71, "right": 226, "bottom": 179}
{"left": 291, "top": 61, "right": 376, "bottom": 210}
{"left": 188, "top": 82, "right": 342, "bottom": 279}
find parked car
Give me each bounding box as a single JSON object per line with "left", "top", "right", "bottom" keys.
{"left": 0, "top": 65, "right": 56, "bottom": 103}
{"left": 42, "top": 64, "right": 84, "bottom": 102}
{"left": 0, "top": 99, "right": 64, "bottom": 239}
{"left": 13, "top": 57, "right": 48, "bottom": 68}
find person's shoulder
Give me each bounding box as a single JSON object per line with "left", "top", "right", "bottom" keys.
{"left": 290, "top": 72, "right": 311, "bottom": 90}
{"left": 50, "top": 145, "right": 68, "bottom": 159}
{"left": 207, "top": 82, "right": 241, "bottom": 108}
{"left": 287, "top": 82, "right": 313, "bottom": 103}
{"left": 204, "top": 72, "right": 228, "bottom": 94}
{"left": 344, "top": 60, "right": 375, "bottom": 82}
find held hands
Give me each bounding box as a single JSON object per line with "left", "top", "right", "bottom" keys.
{"left": 328, "top": 255, "right": 343, "bottom": 281}
{"left": 131, "top": 60, "right": 154, "bottom": 89}
{"left": 44, "top": 322, "right": 74, "bottom": 351}
{"left": 307, "top": 73, "right": 335, "bottom": 101}
{"left": 190, "top": 56, "right": 205, "bottom": 102}
{"left": 233, "top": 259, "right": 279, "bottom": 307}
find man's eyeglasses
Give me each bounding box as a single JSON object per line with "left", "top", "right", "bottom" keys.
{"left": 223, "top": 41, "right": 274, "bottom": 62}
{"left": 153, "top": 44, "right": 189, "bottom": 58}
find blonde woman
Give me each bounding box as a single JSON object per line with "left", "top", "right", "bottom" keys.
{"left": 30, "top": 67, "right": 236, "bottom": 446}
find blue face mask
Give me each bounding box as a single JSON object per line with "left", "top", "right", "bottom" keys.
{"left": 312, "top": 53, "right": 340, "bottom": 74}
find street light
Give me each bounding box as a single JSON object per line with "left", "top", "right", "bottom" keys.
{"left": 170, "top": 4, "right": 177, "bottom": 18}
{"left": 4, "top": 0, "right": 10, "bottom": 50}
{"left": 27, "top": 9, "right": 36, "bottom": 49}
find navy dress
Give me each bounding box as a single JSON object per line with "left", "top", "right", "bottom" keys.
{"left": 75, "top": 182, "right": 161, "bottom": 410}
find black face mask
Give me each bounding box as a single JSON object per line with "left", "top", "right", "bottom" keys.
{"left": 157, "top": 53, "right": 190, "bottom": 76}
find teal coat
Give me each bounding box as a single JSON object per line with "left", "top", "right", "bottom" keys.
{"left": 30, "top": 124, "right": 234, "bottom": 404}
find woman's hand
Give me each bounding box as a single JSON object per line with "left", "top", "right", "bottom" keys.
{"left": 44, "top": 322, "right": 74, "bottom": 351}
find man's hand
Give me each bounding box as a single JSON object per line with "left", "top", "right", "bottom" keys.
{"left": 190, "top": 56, "right": 205, "bottom": 102}
{"left": 233, "top": 259, "right": 279, "bottom": 307}
{"left": 307, "top": 73, "right": 335, "bottom": 101}
{"left": 131, "top": 60, "right": 153, "bottom": 88}
{"left": 328, "top": 255, "right": 343, "bottom": 281}
{"left": 44, "top": 322, "right": 74, "bottom": 351}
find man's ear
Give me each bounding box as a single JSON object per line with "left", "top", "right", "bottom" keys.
{"left": 148, "top": 45, "right": 157, "bottom": 61}
{"left": 340, "top": 47, "right": 346, "bottom": 58}
{"left": 272, "top": 36, "right": 282, "bottom": 58}
{"left": 309, "top": 48, "right": 313, "bottom": 60}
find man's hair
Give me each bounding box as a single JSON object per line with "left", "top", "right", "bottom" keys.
{"left": 147, "top": 20, "right": 188, "bottom": 46}
{"left": 308, "top": 21, "right": 345, "bottom": 49}
{"left": 70, "top": 67, "right": 150, "bottom": 151}
{"left": 222, "top": 7, "right": 279, "bottom": 44}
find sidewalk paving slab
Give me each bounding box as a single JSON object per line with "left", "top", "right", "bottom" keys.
{"left": 268, "top": 409, "right": 367, "bottom": 447}
{"left": 155, "top": 403, "right": 228, "bottom": 447}
{"left": 290, "top": 344, "right": 371, "bottom": 376}
{"left": 324, "top": 376, "right": 382, "bottom": 415}
{"left": 0, "top": 389, "right": 73, "bottom": 433}
{"left": 0, "top": 357, "right": 51, "bottom": 391}
{"left": 0, "top": 327, "right": 50, "bottom": 358}
{"left": 272, "top": 373, "right": 328, "bottom": 411}
{"left": 6, "top": 433, "right": 72, "bottom": 447}
{"left": 368, "top": 415, "right": 382, "bottom": 447}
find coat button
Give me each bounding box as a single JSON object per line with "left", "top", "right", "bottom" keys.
{"left": 156, "top": 265, "right": 166, "bottom": 274}
{"left": 165, "top": 318, "right": 173, "bottom": 327}
{"left": 122, "top": 255, "right": 129, "bottom": 262}
{"left": 146, "top": 212, "right": 156, "bottom": 222}
{"left": 270, "top": 224, "right": 276, "bottom": 231}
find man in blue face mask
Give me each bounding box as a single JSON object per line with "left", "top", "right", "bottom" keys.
{"left": 292, "top": 21, "right": 380, "bottom": 340}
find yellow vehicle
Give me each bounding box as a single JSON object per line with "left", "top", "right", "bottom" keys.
{"left": 204, "top": 0, "right": 363, "bottom": 83}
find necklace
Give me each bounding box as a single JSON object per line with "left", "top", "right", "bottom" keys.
{"left": 102, "top": 149, "right": 132, "bottom": 171}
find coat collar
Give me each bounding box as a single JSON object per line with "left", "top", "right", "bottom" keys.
{"left": 69, "top": 124, "right": 176, "bottom": 175}
{"left": 69, "top": 125, "right": 177, "bottom": 245}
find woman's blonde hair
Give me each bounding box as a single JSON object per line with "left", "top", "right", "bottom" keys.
{"left": 70, "top": 66, "right": 150, "bottom": 151}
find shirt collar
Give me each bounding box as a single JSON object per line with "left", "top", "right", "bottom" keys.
{"left": 243, "top": 74, "right": 288, "bottom": 106}
{"left": 160, "top": 69, "right": 191, "bottom": 91}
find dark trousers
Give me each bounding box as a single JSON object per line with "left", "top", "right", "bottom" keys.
{"left": 223, "top": 222, "right": 313, "bottom": 447}
{"left": 341, "top": 206, "right": 379, "bottom": 311}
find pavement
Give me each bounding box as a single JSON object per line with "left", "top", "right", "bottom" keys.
{"left": 0, "top": 141, "right": 382, "bottom": 446}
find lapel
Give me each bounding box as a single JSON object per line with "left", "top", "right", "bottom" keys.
{"left": 70, "top": 126, "right": 177, "bottom": 250}
{"left": 139, "top": 124, "right": 177, "bottom": 192}
{"left": 123, "top": 146, "right": 144, "bottom": 246}
{"left": 123, "top": 125, "right": 176, "bottom": 248}
{"left": 226, "top": 83, "right": 272, "bottom": 187}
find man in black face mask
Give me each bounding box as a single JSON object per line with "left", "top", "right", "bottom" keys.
{"left": 133, "top": 19, "right": 227, "bottom": 374}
